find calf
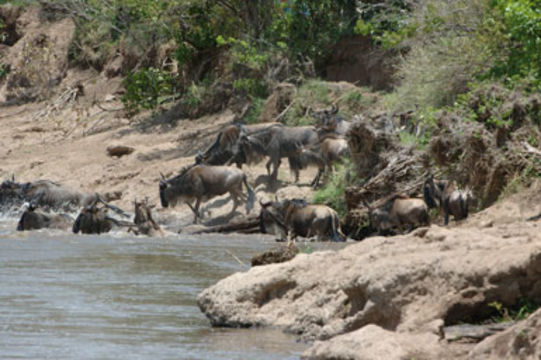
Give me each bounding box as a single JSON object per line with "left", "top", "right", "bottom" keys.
{"left": 367, "top": 194, "right": 429, "bottom": 234}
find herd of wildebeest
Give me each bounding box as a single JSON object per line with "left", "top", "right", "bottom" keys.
{"left": 1, "top": 106, "right": 478, "bottom": 241}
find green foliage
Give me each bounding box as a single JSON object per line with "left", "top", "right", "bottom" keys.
{"left": 233, "top": 78, "right": 268, "bottom": 98}
{"left": 0, "top": 63, "right": 9, "bottom": 79}
{"left": 488, "top": 299, "right": 540, "bottom": 323}
{"left": 244, "top": 97, "right": 265, "bottom": 124}
{"left": 489, "top": 0, "right": 541, "bottom": 87}
{"left": 354, "top": 0, "right": 415, "bottom": 48}
{"left": 122, "top": 67, "right": 174, "bottom": 114}
{"left": 312, "top": 159, "right": 355, "bottom": 218}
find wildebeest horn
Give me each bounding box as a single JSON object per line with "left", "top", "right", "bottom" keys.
{"left": 11, "top": 174, "right": 15, "bottom": 182}
{"left": 330, "top": 104, "right": 338, "bottom": 114}
{"left": 159, "top": 172, "right": 166, "bottom": 180}
{"left": 259, "top": 200, "right": 271, "bottom": 208}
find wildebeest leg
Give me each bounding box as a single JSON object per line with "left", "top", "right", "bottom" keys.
{"left": 270, "top": 159, "right": 281, "bottom": 181}
{"left": 310, "top": 167, "right": 323, "bottom": 188}
{"left": 266, "top": 159, "right": 273, "bottom": 177}
{"left": 187, "top": 199, "right": 202, "bottom": 224}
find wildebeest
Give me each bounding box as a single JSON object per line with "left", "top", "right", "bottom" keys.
{"left": 260, "top": 199, "right": 346, "bottom": 242}
{"left": 72, "top": 198, "right": 131, "bottom": 234}
{"left": 310, "top": 105, "right": 351, "bottom": 136}
{"left": 196, "top": 122, "right": 283, "bottom": 167}
{"left": 365, "top": 194, "right": 429, "bottom": 234}
{"left": 288, "top": 135, "right": 350, "bottom": 187}
{"left": 132, "top": 198, "right": 164, "bottom": 236}
{"left": 423, "top": 176, "right": 473, "bottom": 225}
{"left": 0, "top": 177, "right": 108, "bottom": 213}
{"left": 263, "top": 125, "right": 320, "bottom": 181}
{"left": 159, "top": 164, "right": 255, "bottom": 223}
{"left": 17, "top": 203, "right": 73, "bottom": 231}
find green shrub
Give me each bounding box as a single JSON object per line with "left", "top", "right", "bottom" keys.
{"left": 244, "top": 97, "right": 265, "bottom": 124}
{"left": 122, "top": 67, "right": 174, "bottom": 114}
{"left": 312, "top": 159, "right": 355, "bottom": 218}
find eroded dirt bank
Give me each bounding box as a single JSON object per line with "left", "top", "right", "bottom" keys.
{"left": 198, "top": 186, "right": 541, "bottom": 359}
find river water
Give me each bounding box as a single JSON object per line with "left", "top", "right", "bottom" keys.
{"left": 0, "top": 223, "right": 318, "bottom": 359}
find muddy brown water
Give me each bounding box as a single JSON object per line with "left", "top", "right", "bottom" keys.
{"left": 0, "top": 221, "right": 345, "bottom": 359}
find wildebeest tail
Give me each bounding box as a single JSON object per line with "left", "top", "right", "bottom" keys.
{"left": 16, "top": 213, "right": 25, "bottom": 231}
{"left": 243, "top": 175, "right": 255, "bottom": 214}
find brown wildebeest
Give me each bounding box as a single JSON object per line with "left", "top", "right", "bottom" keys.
{"left": 17, "top": 203, "right": 72, "bottom": 231}
{"left": 310, "top": 104, "right": 351, "bottom": 136}
{"left": 72, "top": 200, "right": 131, "bottom": 234}
{"left": 423, "top": 176, "right": 473, "bottom": 225}
{"left": 260, "top": 199, "right": 346, "bottom": 242}
{"left": 288, "top": 135, "right": 350, "bottom": 187}
{"left": 132, "top": 198, "right": 164, "bottom": 236}
{"left": 196, "top": 122, "right": 283, "bottom": 167}
{"left": 263, "top": 125, "right": 320, "bottom": 181}
{"left": 365, "top": 194, "right": 429, "bottom": 234}
{"left": 159, "top": 164, "right": 255, "bottom": 224}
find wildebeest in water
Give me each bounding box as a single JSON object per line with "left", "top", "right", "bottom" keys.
{"left": 72, "top": 199, "right": 131, "bottom": 234}
{"left": 159, "top": 164, "right": 255, "bottom": 224}
{"left": 260, "top": 198, "right": 346, "bottom": 242}
{"left": 17, "top": 202, "right": 73, "bottom": 231}
{"left": 132, "top": 198, "right": 164, "bottom": 236}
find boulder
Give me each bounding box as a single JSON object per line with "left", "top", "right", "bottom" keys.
{"left": 302, "top": 325, "right": 444, "bottom": 360}
{"left": 198, "top": 221, "right": 541, "bottom": 341}
{"left": 469, "top": 308, "right": 541, "bottom": 360}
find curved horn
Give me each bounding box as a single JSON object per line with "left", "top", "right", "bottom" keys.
{"left": 160, "top": 172, "right": 167, "bottom": 181}
{"left": 259, "top": 200, "right": 271, "bottom": 208}
{"left": 330, "top": 104, "right": 338, "bottom": 114}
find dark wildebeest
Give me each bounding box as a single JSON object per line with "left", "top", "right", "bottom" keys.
{"left": 16, "top": 203, "right": 73, "bottom": 231}
{"left": 365, "top": 194, "right": 429, "bottom": 234}
{"left": 0, "top": 178, "right": 120, "bottom": 213}
{"left": 288, "top": 135, "right": 350, "bottom": 187}
{"left": 263, "top": 125, "right": 320, "bottom": 181}
{"left": 310, "top": 105, "right": 351, "bottom": 136}
{"left": 72, "top": 198, "right": 131, "bottom": 234}
{"left": 423, "top": 176, "right": 473, "bottom": 225}
{"left": 132, "top": 198, "right": 164, "bottom": 236}
{"left": 195, "top": 122, "right": 283, "bottom": 167}
{"left": 159, "top": 164, "right": 255, "bottom": 224}
{"left": 260, "top": 199, "right": 346, "bottom": 242}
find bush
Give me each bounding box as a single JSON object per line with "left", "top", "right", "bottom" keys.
{"left": 122, "top": 67, "right": 174, "bottom": 114}
{"left": 312, "top": 159, "right": 355, "bottom": 218}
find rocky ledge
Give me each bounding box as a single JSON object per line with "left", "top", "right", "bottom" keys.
{"left": 198, "top": 213, "right": 541, "bottom": 358}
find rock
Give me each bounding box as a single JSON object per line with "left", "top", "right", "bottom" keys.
{"left": 301, "top": 325, "right": 442, "bottom": 360}
{"left": 469, "top": 309, "right": 541, "bottom": 359}
{"left": 106, "top": 145, "right": 135, "bottom": 157}
{"left": 251, "top": 244, "right": 300, "bottom": 267}
{"left": 198, "top": 222, "right": 541, "bottom": 341}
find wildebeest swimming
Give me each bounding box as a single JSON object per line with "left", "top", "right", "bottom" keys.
{"left": 159, "top": 164, "right": 255, "bottom": 224}
{"left": 0, "top": 178, "right": 103, "bottom": 212}
{"left": 423, "top": 175, "right": 473, "bottom": 225}
{"left": 260, "top": 198, "right": 346, "bottom": 242}
{"left": 17, "top": 203, "right": 73, "bottom": 231}
{"left": 365, "top": 194, "right": 429, "bottom": 234}
{"left": 132, "top": 198, "right": 164, "bottom": 236}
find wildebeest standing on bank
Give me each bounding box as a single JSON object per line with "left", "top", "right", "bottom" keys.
{"left": 264, "top": 125, "right": 320, "bottom": 181}
{"left": 159, "top": 164, "right": 255, "bottom": 224}
{"left": 132, "top": 198, "right": 164, "bottom": 236}
{"left": 195, "top": 122, "right": 283, "bottom": 167}
{"left": 288, "top": 135, "right": 350, "bottom": 187}
{"left": 260, "top": 199, "right": 346, "bottom": 242}
{"left": 365, "top": 194, "right": 429, "bottom": 234}
{"left": 423, "top": 176, "right": 473, "bottom": 225}
{"left": 17, "top": 203, "right": 73, "bottom": 231}
{"left": 310, "top": 105, "right": 351, "bottom": 136}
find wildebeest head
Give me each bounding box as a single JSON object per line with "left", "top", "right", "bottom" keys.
{"left": 310, "top": 104, "right": 340, "bottom": 130}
